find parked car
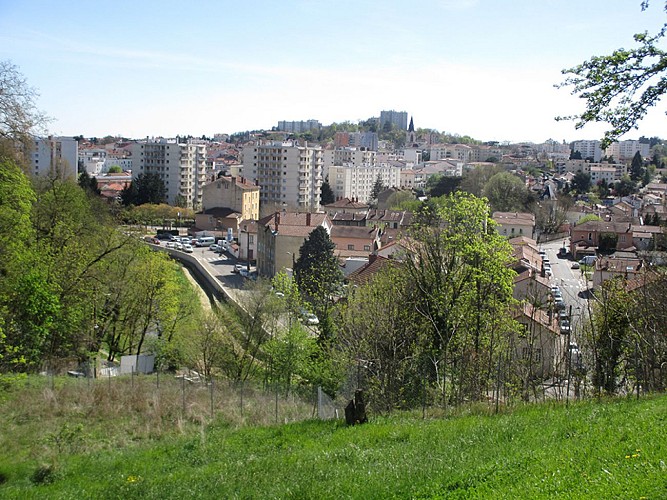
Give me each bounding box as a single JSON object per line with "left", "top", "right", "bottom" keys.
{"left": 209, "top": 244, "right": 221, "bottom": 252}
{"left": 571, "top": 262, "right": 580, "bottom": 269}
{"left": 165, "top": 241, "right": 176, "bottom": 249}
{"left": 579, "top": 256, "right": 597, "bottom": 266}
{"left": 555, "top": 299, "right": 566, "bottom": 310}
{"left": 545, "top": 267, "right": 553, "bottom": 277}
{"left": 560, "top": 319, "right": 571, "bottom": 334}
{"left": 182, "top": 244, "right": 193, "bottom": 253}
{"left": 233, "top": 264, "right": 244, "bottom": 273}
{"left": 558, "top": 309, "right": 568, "bottom": 320}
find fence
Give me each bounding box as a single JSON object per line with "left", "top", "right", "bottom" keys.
{"left": 40, "top": 370, "right": 349, "bottom": 427}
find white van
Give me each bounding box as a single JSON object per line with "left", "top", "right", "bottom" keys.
{"left": 578, "top": 255, "right": 597, "bottom": 266}
{"left": 195, "top": 236, "right": 215, "bottom": 247}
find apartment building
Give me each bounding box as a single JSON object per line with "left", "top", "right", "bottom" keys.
{"left": 328, "top": 163, "right": 401, "bottom": 203}
{"left": 276, "top": 119, "right": 321, "bottom": 133}
{"left": 604, "top": 140, "right": 650, "bottom": 161}
{"left": 132, "top": 138, "right": 207, "bottom": 208}
{"left": 427, "top": 143, "right": 473, "bottom": 163}
{"left": 556, "top": 160, "right": 628, "bottom": 180}
{"left": 30, "top": 136, "right": 78, "bottom": 180}
{"left": 243, "top": 141, "right": 323, "bottom": 213}
{"left": 379, "top": 110, "right": 408, "bottom": 130}
{"left": 571, "top": 140, "right": 602, "bottom": 162}
{"left": 323, "top": 147, "right": 377, "bottom": 171}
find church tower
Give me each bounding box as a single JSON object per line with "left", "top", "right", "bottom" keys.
{"left": 406, "top": 116, "right": 416, "bottom": 147}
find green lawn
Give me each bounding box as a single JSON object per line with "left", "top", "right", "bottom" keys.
{"left": 1, "top": 376, "right": 666, "bottom": 498}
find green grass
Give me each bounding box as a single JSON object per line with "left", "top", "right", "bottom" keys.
{"left": 1, "top": 376, "right": 666, "bottom": 498}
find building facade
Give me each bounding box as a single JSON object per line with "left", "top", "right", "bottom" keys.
{"left": 243, "top": 141, "right": 323, "bottom": 213}
{"left": 30, "top": 136, "right": 78, "bottom": 180}
{"left": 328, "top": 164, "right": 401, "bottom": 203}
{"left": 201, "top": 175, "right": 260, "bottom": 221}
{"left": 132, "top": 138, "right": 207, "bottom": 208}
{"left": 379, "top": 110, "right": 408, "bottom": 130}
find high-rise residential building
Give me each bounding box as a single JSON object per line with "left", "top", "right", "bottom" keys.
{"left": 571, "top": 140, "right": 602, "bottom": 162}
{"left": 604, "top": 140, "right": 650, "bottom": 161}
{"left": 243, "top": 141, "right": 323, "bottom": 213}
{"left": 328, "top": 163, "right": 401, "bottom": 203}
{"left": 323, "top": 148, "right": 377, "bottom": 170}
{"left": 132, "top": 138, "right": 207, "bottom": 208}
{"left": 276, "top": 119, "right": 322, "bottom": 134}
{"left": 30, "top": 136, "right": 78, "bottom": 180}
{"left": 379, "top": 110, "right": 408, "bottom": 131}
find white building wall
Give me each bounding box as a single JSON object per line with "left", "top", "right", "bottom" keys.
{"left": 31, "top": 136, "right": 78, "bottom": 180}
{"left": 328, "top": 164, "right": 401, "bottom": 203}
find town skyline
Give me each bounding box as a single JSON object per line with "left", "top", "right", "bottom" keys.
{"left": 1, "top": 0, "right": 665, "bottom": 143}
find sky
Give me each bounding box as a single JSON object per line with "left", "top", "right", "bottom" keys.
{"left": 1, "top": 0, "right": 665, "bottom": 144}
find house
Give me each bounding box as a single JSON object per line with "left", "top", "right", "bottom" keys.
{"left": 493, "top": 212, "right": 536, "bottom": 239}
{"left": 569, "top": 220, "right": 634, "bottom": 259}
{"left": 592, "top": 255, "right": 644, "bottom": 289}
{"left": 193, "top": 207, "right": 242, "bottom": 239}
{"left": 238, "top": 219, "right": 258, "bottom": 264}
{"left": 330, "top": 225, "right": 381, "bottom": 259}
{"left": 347, "top": 255, "right": 395, "bottom": 286}
{"left": 512, "top": 303, "right": 562, "bottom": 379}
{"left": 256, "top": 212, "right": 332, "bottom": 278}
{"left": 322, "top": 197, "right": 369, "bottom": 216}
{"left": 201, "top": 175, "right": 260, "bottom": 222}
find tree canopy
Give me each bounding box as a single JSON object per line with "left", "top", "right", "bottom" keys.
{"left": 121, "top": 172, "right": 167, "bottom": 206}
{"left": 558, "top": 2, "right": 667, "bottom": 147}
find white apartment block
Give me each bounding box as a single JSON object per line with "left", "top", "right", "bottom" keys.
{"left": 589, "top": 166, "right": 617, "bottom": 184}
{"left": 132, "top": 138, "right": 207, "bottom": 208}
{"left": 328, "top": 164, "right": 401, "bottom": 203}
{"left": 105, "top": 156, "right": 132, "bottom": 172}
{"left": 30, "top": 136, "right": 78, "bottom": 180}
{"left": 604, "top": 140, "right": 650, "bottom": 161}
{"left": 323, "top": 148, "right": 377, "bottom": 171}
{"left": 571, "top": 140, "right": 602, "bottom": 162}
{"left": 243, "top": 141, "right": 323, "bottom": 213}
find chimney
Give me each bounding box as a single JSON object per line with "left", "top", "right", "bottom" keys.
{"left": 275, "top": 211, "right": 280, "bottom": 232}
{"left": 306, "top": 212, "right": 312, "bottom": 226}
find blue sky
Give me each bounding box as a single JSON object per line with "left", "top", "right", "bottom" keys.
{"left": 1, "top": 0, "right": 665, "bottom": 143}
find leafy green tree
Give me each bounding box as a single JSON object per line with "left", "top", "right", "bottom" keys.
{"left": 294, "top": 226, "right": 343, "bottom": 338}
{"left": 598, "top": 232, "right": 619, "bottom": 254}
{"left": 570, "top": 150, "right": 583, "bottom": 160}
{"left": 404, "top": 192, "right": 517, "bottom": 405}
{"left": 571, "top": 171, "right": 592, "bottom": 194}
{"left": 386, "top": 190, "right": 417, "bottom": 211}
{"left": 426, "top": 174, "right": 462, "bottom": 197}
{"left": 107, "top": 165, "right": 122, "bottom": 174}
{"left": 320, "top": 179, "right": 335, "bottom": 205}
{"left": 0, "top": 60, "right": 50, "bottom": 162}
{"left": 483, "top": 172, "right": 533, "bottom": 212}
{"left": 630, "top": 151, "right": 645, "bottom": 182}
{"left": 460, "top": 164, "right": 502, "bottom": 197}
{"left": 121, "top": 172, "right": 167, "bottom": 206}
{"left": 614, "top": 175, "right": 637, "bottom": 197}
{"left": 558, "top": 2, "right": 667, "bottom": 146}
{"left": 78, "top": 170, "right": 100, "bottom": 196}
{"left": 264, "top": 323, "right": 318, "bottom": 396}
{"left": 369, "top": 175, "right": 385, "bottom": 205}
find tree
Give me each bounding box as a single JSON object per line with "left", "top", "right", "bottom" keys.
{"left": 630, "top": 151, "right": 645, "bottom": 182}
{"left": 320, "top": 179, "right": 335, "bottom": 205}
{"left": 78, "top": 170, "right": 100, "bottom": 196}
{"left": 570, "top": 150, "right": 583, "bottom": 160}
{"left": 483, "top": 172, "right": 533, "bottom": 212}
{"left": 571, "top": 171, "right": 592, "bottom": 194}
{"left": 598, "top": 232, "right": 619, "bottom": 254}
{"left": 403, "top": 193, "right": 517, "bottom": 405}
{"left": 369, "top": 175, "right": 385, "bottom": 205}
{"left": 614, "top": 175, "right": 637, "bottom": 197}
{"left": 460, "top": 164, "right": 502, "bottom": 197}
{"left": 107, "top": 165, "right": 122, "bottom": 174}
{"left": 121, "top": 172, "right": 167, "bottom": 206}
{"left": 0, "top": 60, "right": 50, "bottom": 161}
{"left": 558, "top": 2, "right": 667, "bottom": 147}
{"left": 426, "top": 174, "right": 462, "bottom": 198}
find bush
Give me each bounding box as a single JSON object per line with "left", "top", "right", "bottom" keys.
{"left": 30, "top": 464, "right": 60, "bottom": 485}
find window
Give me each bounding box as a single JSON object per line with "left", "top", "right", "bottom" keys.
{"left": 363, "top": 245, "right": 371, "bottom": 251}
{"left": 588, "top": 232, "right": 592, "bottom": 241}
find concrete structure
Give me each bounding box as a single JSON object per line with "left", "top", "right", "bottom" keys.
{"left": 493, "top": 212, "right": 536, "bottom": 239}
{"left": 132, "top": 138, "right": 207, "bottom": 208}
{"left": 327, "top": 163, "right": 401, "bottom": 203}
{"left": 569, "top": 220, "right": 634, "bottom": 258}
{"left": 243, "top": 141, "right": 323, "bottom": 214}
{"left": 379, "top": 110, "right": 408, "bottom": 130}
{"left": 555, "top": 160, "right": 627, "bottom": 181}
{"left": 605, "top": 140, "right": 650, "bottom": 161}
{"left": 201, "top": 175, "right": 260, "bottom": 222}
{"left": 30, "top": 136, "right": 78, "bottom": 180}
{"left": 276, "top": 119, "right": 321, "bottom": 133}
{"left": 571, "top": 140, "right": 602, "bottom": 162}
{"left": 323, "top": 148, "right": 377, "bottom": 170}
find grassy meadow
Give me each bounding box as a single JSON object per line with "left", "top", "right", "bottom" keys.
{"left": 0, "top": 374, "right": 666, "bottom": 498}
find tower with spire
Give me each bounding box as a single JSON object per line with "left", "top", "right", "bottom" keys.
{"left": 406, "top": 116, "right": 416, "bottom": 147}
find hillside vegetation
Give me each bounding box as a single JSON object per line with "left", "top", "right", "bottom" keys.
{"left": 1, "top": 376, "right": 665, "bottom": 498}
